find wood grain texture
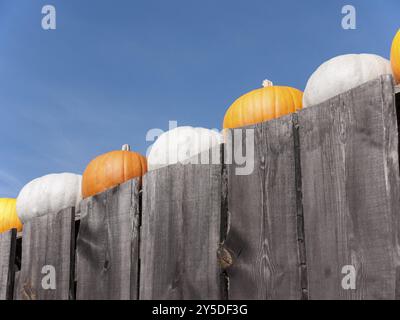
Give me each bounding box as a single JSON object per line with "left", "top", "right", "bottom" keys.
{"left": 15, "top": 208, "right": 75, "bottom": 300}
{"left": 0, "top": 229, "right": 17, "bottom": 300}
{"left": 76, "top": 179, "right": 140, "bottom": 300}
{"left": 299, "top": 75, "right": 400, "bottom": 300}
{"left": 392, "top": 87, "right": 400, "bottom": 300}
{"left": 140, "top": 151, "right": 223, "bottom": 300}
{"left": 224, "top": 115, "right": 302, "bottom": 300}
{"left": 13, "top": 270, "right": 20, "bottom": 300}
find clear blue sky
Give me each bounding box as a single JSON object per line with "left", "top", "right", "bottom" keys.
{"left": 1, "top": 0, "right": 399, "bottom": 197}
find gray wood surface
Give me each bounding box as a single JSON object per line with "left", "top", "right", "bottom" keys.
{"left": 76, "top": 179, "right": 140, "bottom": 300}
{"left": 13, "top": 270, "right": 20, "bottom": 300}
{"left": 299, "top": 75, "right": 400, "bottom": 300}
{"left": 0, "top": 229, "right": 17, "bottom": 300}
{"left": 3, "top": 78, "right": 398, "bottom": 301}
{"left": 223, "top": 115, "right": 302, "bottom": 300}
{"left": 15, "top": 208, "right": 75, "bottom": 300}
{"left": 140, "top": 156, "right": 223, "bottom": 300}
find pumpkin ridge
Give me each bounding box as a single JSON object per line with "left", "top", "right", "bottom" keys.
{"left": 290, "top": 87, "right": 301, "bottom": 112}
{"left": 260, "top": 88, "right": 266, "bottom": 124}
{"left": 287, "top": 88, "right": 296, "bottom": 113}
{"left": 238, "top": 96, "right": 245, "bottom": 129}
{"left": 251, "top": 89, "right": 261, "bottom": 126}
{"left": 283, "top": 88, "right": 290, "bottom": 116}
{"left": 272, "top": 87, "right": 277, "bottom": 119}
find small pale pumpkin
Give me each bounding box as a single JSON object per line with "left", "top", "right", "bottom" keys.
{"left": 0, "top": 198, "right": 22, "bottom": 233}
{"left": 391, "top": 30, "right": 400, "bottom": 84}
{"left": 82, "top": 145, "right": 147, "bottom": 198}
{"left": 223, "top": 80, "right": 303, "bottom": 129}
{"left": 303, "top": 54, "right": 393, "bottom": 108}
{"left": 16, "top": 173, "right": 82, "bottom": 223}
{"left": 147, "top": 127, "right": 223, "bottom": 171}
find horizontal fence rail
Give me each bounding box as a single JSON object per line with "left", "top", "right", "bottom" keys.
{"left": 0, "top": 75, "right": 399, "bottom": 300}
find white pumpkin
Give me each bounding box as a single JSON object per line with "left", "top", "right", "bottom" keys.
{"left": 148, "top": 126, "right": 223, "bottom": 171}
{"left": 16, "top": 173, "right": 82, "bottom": 223}
{"left": 303, "top": 54, "right": 393, "bottom": 108}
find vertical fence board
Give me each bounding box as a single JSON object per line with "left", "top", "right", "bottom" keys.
{"left": 76, "top": 179, "right": 140, "bottom": 300}
{"left": 299, "top": 75, "right": 400, "bottom": 300}
{"left": 16, "top": 208, "right": 75, "bottom": 300}
{"left": 224, "top": 115, "right": 302, "bottom": 300}
{"left": 140, "top": 155, "right": 222, "bottom": 300}
{"left": 0, "top": 229, "right": 17, "bottom": 300}
{"left": 396, "top": 89, "right": 400, "bottom": 300}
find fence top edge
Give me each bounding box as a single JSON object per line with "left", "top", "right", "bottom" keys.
{"left": 79, "top": 178, "right": 140, "bottom": 204}
{"left": 297, "top": 74, "right": 394, "bottom": 116}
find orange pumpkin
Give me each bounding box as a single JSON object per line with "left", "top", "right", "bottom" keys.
{"left": 82, "top": 144, "right": 147, "bottom": 198}
{"left": 223, "top": 80, "right": 303, "bottom": 129}
{"left": 391, "top": 29, "right": 400, "bottom": 84}
{"left": 0, "top": 198, "right": 23, "bottom": 234}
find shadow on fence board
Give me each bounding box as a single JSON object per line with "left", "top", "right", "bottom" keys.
{"left": 76, "top": 179, "right": 140, "bottom": 300}
{"left": 15, "top": 208, "right": 75, "bottom": 300}
{"left": 0, "top": 229, "right": 17, "bottom": 300}
{"left": 140, "top": 148, "right": 224, "bottom": 300}
{"left": 299, "top": 75, "right": 400, "bottom": 299}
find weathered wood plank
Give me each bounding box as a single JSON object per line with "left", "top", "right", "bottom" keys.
{"left": 223, "top": 115, "right": 302, "bottom": 300}
{"left": 394, "top": 86, "right": 400, "bottom": 299}
{"left": 0, "top": 229, "right": 17, "bottom": 300}
{"left": 76, "top": 179, "right": 140, "bottom": 300}
{"left": 140, "top": 154, "right": 223, "bottom": 300}
{"left": 299, "top": 75, "right": 400, "bottom": 300}
{"left": 15, "top": 208, "right": 75, "bottom": 300}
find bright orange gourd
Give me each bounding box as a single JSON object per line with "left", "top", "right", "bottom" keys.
{"left": 391, "top": 30, "right": 400, "bottom": 84}
{"left": 223, "top": 80, "right": 303, "bottom": 129}
{"left": 82, "top": 144, "right": 147, "bottom": 198}
{"left": 0, "top": 198, "right": 23, "bottom": 233}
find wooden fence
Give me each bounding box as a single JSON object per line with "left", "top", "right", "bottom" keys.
{"left": 0, "top": 75, "right": 399, "bottom": 300}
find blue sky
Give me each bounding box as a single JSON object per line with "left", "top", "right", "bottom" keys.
{"left": 0, "top": 0, "right": 399, "bottom": 197}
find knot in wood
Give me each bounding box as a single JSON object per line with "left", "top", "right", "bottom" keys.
{"left": 217, "top": 246, "right": 233, "bottom": 269}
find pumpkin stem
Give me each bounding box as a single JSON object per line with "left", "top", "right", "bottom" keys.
{"left": 262, "top": 79, "right": 273, "bottom": 88}
{"left": 122, "top": 144, "right": 131, "bottom": 151}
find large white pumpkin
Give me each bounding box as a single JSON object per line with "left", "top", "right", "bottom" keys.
{"left": 148, "top": 126, "right": 223, "bottom": 171}
{"left": 303, "top": 54, "right": 393, "bottom": 108}
{"left": 16, "top": 173, "right": 82, "bottom": 223}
